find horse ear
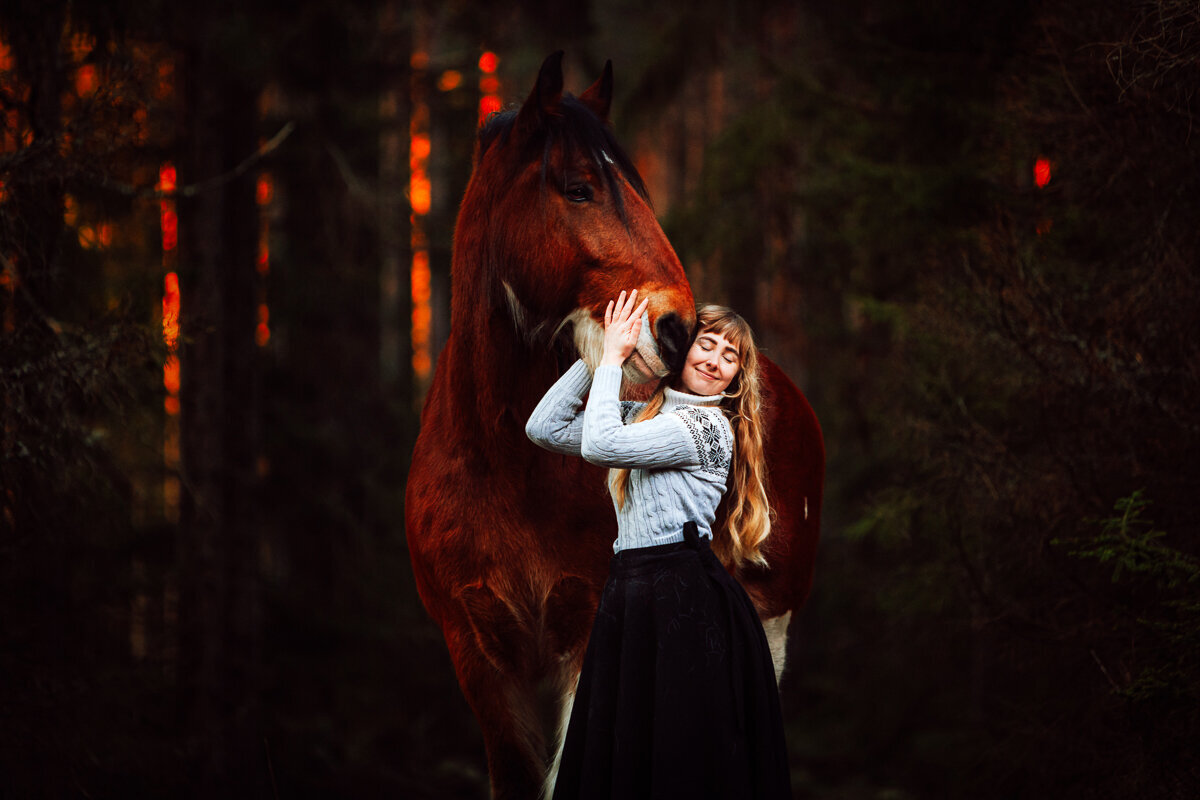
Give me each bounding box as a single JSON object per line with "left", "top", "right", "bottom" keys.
{"left": 516, "top": 50, "right": 565, "bottom": 138}
{"left": 579, "top": 60, "right": 613, "bottom": 123}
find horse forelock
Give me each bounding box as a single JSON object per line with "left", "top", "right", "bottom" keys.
{"left": 477, "top": 98, "right": 649, "bottom": 218}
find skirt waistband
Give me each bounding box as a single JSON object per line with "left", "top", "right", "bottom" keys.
{"left": 610, "top": 522, "right": 712, "bottom": 576}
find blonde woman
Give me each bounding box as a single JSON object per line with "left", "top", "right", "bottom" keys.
{"left": 527, "top": 291, "right": 789, "bottom": 800}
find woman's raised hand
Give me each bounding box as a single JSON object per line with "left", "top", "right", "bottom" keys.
{"left": 600, "top": 290, "right": 651, "bottom": 367}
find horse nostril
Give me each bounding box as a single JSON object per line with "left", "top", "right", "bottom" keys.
{"left": 655, "top": 312, "right": 690, "bottom": 372}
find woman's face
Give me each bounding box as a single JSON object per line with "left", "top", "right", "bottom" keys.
{"left": 678, "top": 329, "right": 741, "bottom": 396}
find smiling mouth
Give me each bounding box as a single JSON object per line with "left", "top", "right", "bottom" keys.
{"left": 697, "top": 369, "right": 718, "bottom": 380}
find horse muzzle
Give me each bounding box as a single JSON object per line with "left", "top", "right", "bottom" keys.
{"left": 625, "top": 310, "right": 690, "bottom": 384}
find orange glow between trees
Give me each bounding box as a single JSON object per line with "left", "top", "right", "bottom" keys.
{"left": 478, "top": 51, "right": 501, "bottom": 124}
{"left": 409, "top": 132, "right": 432, "bottom": 215}
{"left": 410, "top": 49, "right": 433, "bottom": 382}
{"left": 1034, "top": 157, "right": 1051, "bottom": 188}
{"left": 162, "top": 271, "right": 180, "bottom": 415}
{"left": 162, "top": 272, "right": 179, "bottom": 351}
{"left": 411, "top": 250, "right": 431, "bottom": 376}
{"left": 75, "top": 64, "right": 98, "bottom": 97}
{"left": 255, "top": 171, "right": 272, "bottom": 346}
{"left": 160, "top": 162, "right": 180, "bottom": 416}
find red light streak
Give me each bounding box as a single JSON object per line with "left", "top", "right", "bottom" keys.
{"left": 158, "top": 163, "right": 176, "bottom": 193}
{"left": 478, "top": 50, "right": 502, "bottom": 124}
{"left": 479, "top": 96, "right": 502, "bottom": 119}
{"left": 255, "top": 172, "right": 272, "bottom": 344}
{"left": 161, "top": 161, "right": 180, "bottom": 418}
{"left": 256, "top": 173, "right": 273, "bottom": 206}
{"left": 162, "top": 272, "right": 180, "bottom": 351}
{"left": 411, "top": 50, "right": 433, "bottom": 382}
{"left": 1034, "top": 157, "right": 1051, "bottom": 188}
{"left": 255, "top": 303, "right": 270, "bottom": 347}
{"left": 163, "top": 271, "right": 181, "bottom": 415}
{"left": 75, "top": 65, "right": 97, "bottom": 97}
{"left": 160, "top": 208, "right": 177, "bottom": 251}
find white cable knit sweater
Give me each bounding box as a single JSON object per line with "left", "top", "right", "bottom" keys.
{"left": 526, "top": 359, "right": 734, "bottom": 552}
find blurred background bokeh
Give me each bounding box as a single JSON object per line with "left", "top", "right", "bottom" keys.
{"left": 2, "top": 0, "right": 1197, "bottom": 797}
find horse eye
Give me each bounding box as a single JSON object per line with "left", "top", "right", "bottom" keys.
{"left": 565, "top": 183, "right": 593, "bottom": 203}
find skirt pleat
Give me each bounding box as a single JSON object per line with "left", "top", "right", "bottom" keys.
{"left": 553, "top": 523, "right": 790, "bottom": 800}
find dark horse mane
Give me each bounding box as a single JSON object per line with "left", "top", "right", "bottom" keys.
{"left": 478, "top": 95, "right": 650, "bottom": 226}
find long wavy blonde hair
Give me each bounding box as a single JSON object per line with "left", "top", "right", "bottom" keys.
{"left": 609, "top": 305, "right": 773, "bottom": 566}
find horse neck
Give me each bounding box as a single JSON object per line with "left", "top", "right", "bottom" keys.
{"left": 440, "top": 232, "right": 562, "bottom": 447}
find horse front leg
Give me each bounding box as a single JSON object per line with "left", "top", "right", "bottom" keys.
{"left": 444, "top": 578, "right": 558, "bottom": 800}
{"left": 449, "top": 573, "right": 596, "bottom": 799}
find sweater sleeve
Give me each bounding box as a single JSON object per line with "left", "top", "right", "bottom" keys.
{"left": 580, "top": 365, "right": 711, "bottom": 470}
{"left": 525, "top": 359, "right": 593, "bottom": 456}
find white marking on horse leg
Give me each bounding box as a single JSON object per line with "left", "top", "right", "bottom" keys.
{"left": 761, "top": 611, "right": 793, "bottom": 687}
{"left": 541, "top": 657, "right": 582, "bottom": 800}
{"left": 504, "top": 677, "right": 547, "bottom": 792}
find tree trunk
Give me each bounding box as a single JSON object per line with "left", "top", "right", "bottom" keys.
{"left": 175, "top": 30, "right": 263, "bottom": 792}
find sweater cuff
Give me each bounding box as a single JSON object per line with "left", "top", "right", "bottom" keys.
{"left": 592, "top": 364, "right": 623, "bottom": 400}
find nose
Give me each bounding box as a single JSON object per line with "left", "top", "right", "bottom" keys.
{"left": 655, "top": 312, "right": 690, "bottom": 373}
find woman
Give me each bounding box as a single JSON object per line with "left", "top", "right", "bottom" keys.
{"left": 526, "top": 290, "right": 790, "bottom": 800}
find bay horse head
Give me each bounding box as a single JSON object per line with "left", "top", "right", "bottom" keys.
{"left": 454, "top": 51, "right": 694, "bottom": 381}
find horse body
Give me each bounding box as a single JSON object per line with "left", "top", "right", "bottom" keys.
{"left": 406, "top": 53, "right": 823, "bottom": 799}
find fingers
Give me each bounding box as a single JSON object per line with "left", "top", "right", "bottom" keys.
{"left": 626, "top": 297, "right": 648, "bottom": 338}
{"left": 612, "top": 289, "right": 638, "bottom": 322}
{"left": 602, "top": 289, "right": 649, "bottom": 333}
{"left": 616, "top": 289, "right": 632, "bottom": 324}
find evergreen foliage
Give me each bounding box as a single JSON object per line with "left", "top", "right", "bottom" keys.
{"left": 2, "top": 0, "right": 1198, "bottom": 796}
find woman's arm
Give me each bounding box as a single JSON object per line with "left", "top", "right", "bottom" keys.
{"left": 580, "top": 365, "right": 705, "bottom": 469}
{"left": 525, "top": 359, "right": 593, "bottom": 455}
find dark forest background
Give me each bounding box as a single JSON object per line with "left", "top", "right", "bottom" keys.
{"left": 2, "top": 0, "right": 1198, "bottom": 797}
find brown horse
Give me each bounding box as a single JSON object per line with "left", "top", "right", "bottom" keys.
{"left": 405, "top": 52, "right": 823, "bottom": 800}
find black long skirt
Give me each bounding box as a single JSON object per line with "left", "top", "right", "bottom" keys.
{"left": 552, "top": 522, "right": 791, "bottom": 800}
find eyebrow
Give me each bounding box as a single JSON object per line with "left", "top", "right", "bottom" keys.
{"left": 698, "top": 333, "right": 740, "bottom": 356}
